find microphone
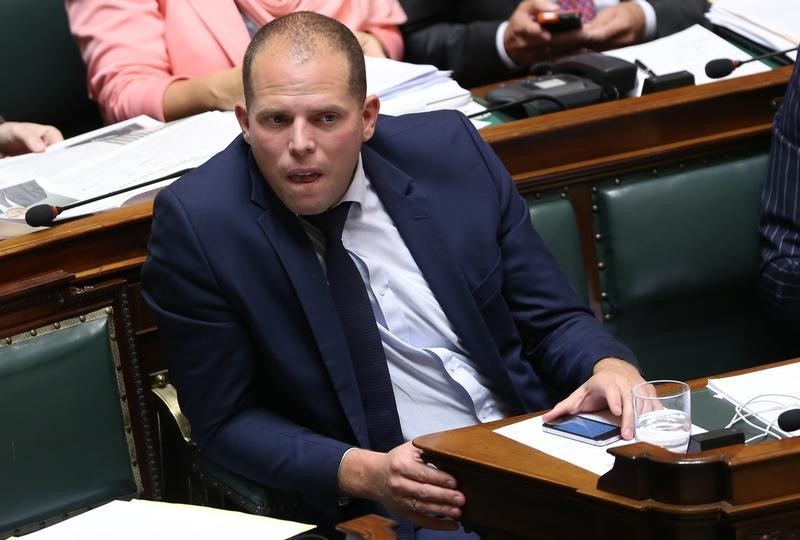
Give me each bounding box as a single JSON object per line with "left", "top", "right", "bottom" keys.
{"left": 25, "top": 167, "right": 194, "bottom": 227}
{"left": 705, "top": 45, "right": 799, "bottom": 79}
{"left": 777, "top": 408, "right": 800, "bottom": 432}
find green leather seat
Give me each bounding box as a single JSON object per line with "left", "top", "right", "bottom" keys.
{"left": 528, "top": 195, "right": 588, "bottom": 303}
{"left": 0, "top": 279, "right": 155, "bottom": 538}
{"left": 0, "top": 0, "right": 102, "bottom": 137}
{"left": 592, "top": 152, "right": 774, "bottom": 380}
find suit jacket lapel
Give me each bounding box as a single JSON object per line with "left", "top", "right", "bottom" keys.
{"left": 186, "top": 0, "right": 252, "bottom": 65}
{"left": 362, "top": 147, "right": 517, "bottom": 398}
{"left": 247, "top": 155, "right": 370, "bottom": 448}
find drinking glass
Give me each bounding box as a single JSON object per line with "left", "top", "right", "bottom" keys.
{"left": 632, "top": 380, "right": 691, "bottom": 453}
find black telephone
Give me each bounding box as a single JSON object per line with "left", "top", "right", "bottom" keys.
{"left": 484, "top": 52, "right": 637, "bottom": 118}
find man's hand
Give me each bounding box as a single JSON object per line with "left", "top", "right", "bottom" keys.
{"left": 583, "top": 3, "right": 646, "bottom": 50}
{"left": 338, "top": 442, "right": 465, "bottom": 530}
{"left": 504, "top": 0, "right": 588, "bottom": 66}
{"left": 0, "top": 122, "right": 63, "bottom": 157}
{"left": 541, "top": 357, "right": 644, "bottom": 439}
{"left": 355, "top": 31, "right": 388, "bottom": 58}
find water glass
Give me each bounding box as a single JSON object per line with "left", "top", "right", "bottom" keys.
{"left": 632, "top": 380, "right": 691, "bottom": 453}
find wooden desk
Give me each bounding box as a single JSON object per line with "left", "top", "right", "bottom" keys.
{"left": 414, "top": 362, "right": 800, "bottom": 540}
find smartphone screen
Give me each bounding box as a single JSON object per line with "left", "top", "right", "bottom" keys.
{"left": 536, "top": 10, "right": 582, "bottom": 32}
{"left": 542, "top": 415, "right": 621, "bottom": 446}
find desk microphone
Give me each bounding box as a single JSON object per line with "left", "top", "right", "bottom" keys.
{"left": 705, "top": 45, "right": 799, "bottom": 79}
{"left": 777, "top": 409, "right": 800, "bottom": 432}
{"left": 25, "top": 167, "right": 194, "bottom": 227}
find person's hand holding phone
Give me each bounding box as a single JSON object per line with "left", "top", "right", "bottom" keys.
{"left": 503, "top": 0, "right": 589, "bottom": 67}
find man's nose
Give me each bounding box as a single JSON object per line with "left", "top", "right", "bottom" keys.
{"left": 288, "top": 121, "right": 315, "bottom": 154}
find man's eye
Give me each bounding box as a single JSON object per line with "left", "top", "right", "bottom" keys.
{"left": 268, "top": 115, "right": 289, "bottom": 125}
{"left": 320, "top": 113, "right": 338, "bottom": 123}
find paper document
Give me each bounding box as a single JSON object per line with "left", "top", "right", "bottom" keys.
{"left": 495, "top": 411, "right": 707, "bottom": 476}
{"left": 365, "top": 56, "right": 483, "bottom": 121}
{"left": 707, "top": 0, "right": 799, "bottom": 59}
{"left": 8, "top": 499, "right": 314, "bottom": 540}
{"left": 604, "top": 24, "right": 771, "bottom": 96}
{"left": 707, "top": 361, "right": 800, "bottom": 438}
{"left": 0, "top": 111, "right": 241, "bottom": 238}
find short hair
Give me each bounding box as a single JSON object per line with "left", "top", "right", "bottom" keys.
{"left": 242, "top": 12, "right": 367, "bottom": 106}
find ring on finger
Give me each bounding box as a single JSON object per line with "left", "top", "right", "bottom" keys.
{"left": 410, "top": 498, "right": 417, "bottom": 512}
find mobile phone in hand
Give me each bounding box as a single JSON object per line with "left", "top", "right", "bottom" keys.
{"left": 542, "top": 415, "right": 621, "bottom": 446}
{"left": 536, "top": 10, "right": 583, "bottom": 32}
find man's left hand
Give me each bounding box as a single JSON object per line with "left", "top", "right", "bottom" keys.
{"left": 541, "top": 357, "right": 644, "bottom": 439}
{"left": 582, "top": 3, "right": 646, "bottom": 50}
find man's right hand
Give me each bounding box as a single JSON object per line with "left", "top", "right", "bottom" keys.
{"left": 338, "top": 442, "right": 465, "bottom": 530}
{"left": 504, "top": 0, "right": 588, "bottom": 66}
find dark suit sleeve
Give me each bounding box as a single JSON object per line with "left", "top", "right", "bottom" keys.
{"left": 400, "top": 0, "right": 522, "bottom": 88}
{"left": 141, "top": 188, "right": 351, "bottom": 520}
{"left": 455, "top": 113, "right": 638, "bottom": 397}
{"left": 647, "top": 0, "right": 710, "bottom": 38}
{"left": 759, "top": 63, "right": 800, "bottom": 328}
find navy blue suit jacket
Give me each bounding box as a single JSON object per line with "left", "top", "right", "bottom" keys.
{"left": 142, "top": 110, "right": 635, "bottom": 524}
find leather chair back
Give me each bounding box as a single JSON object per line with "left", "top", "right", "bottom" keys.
{"left": 592, "top": 152, "right": 773, "bottom": 380}
{"left": 0, "top": 0, "right": 102, "bottom": 137}
{"left": 0, "top": 273, "right": 159, "bottom": 538}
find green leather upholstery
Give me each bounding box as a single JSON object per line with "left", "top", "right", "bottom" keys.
{"left": 528, "top": 195, "right": 588, "bottom": 303}
{"left": 593, "top": 152, "right": 773, "bottom": 380}
{"left": 0, "top": 0, "right": 102, "bottom": 137}
{"left": 0, "top": 310, "right": 141, "bottom": 537}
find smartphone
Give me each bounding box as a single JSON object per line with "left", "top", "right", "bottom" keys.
{"left": 536, "top": 10, "right": 582, "bottom": 32}
{"left": 542, "top": 415, "right": 621, "bottom": 446}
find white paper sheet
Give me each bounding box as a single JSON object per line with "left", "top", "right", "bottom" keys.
{"left": 707, "top": 361, "right": 800, "bottom": 438}
{"left": 9, "top": 500, "right": 314, "bottom": 540}
{"left": 604, "top": 24, "right": 772, "bottom": 96}
{"left": 707, "top": 0, "right": 799, "bottom": 59}
{"left": 495, "top": 411, "right": 707, "bottom": 476}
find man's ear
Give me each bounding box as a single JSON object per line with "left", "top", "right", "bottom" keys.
{"left": 235, "top": 103, "right": 251, "bottom": 143}
{"left": 361, "top": 94, "right": 380, "bottom": 142}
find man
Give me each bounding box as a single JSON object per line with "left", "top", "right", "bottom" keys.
{"left": 142, "top": 11, "right": 643, "bottom": 536}
{"left": 400, "top": 0, "right": 710, "bottom": 88}
{"left": 759, "top": 62, "right": 800, "bottom": 338}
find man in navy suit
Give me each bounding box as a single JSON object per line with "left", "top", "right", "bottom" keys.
{"left": 142, "top": 11, "right": 643, "bottom": 536}
{"left": 760, "top": 62, "right": 800, "bottom": 338}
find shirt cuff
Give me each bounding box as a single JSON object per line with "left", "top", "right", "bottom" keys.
{"left": 337, "top": 446, "right": 358, "bottom": 506}
{"left": 496, "top": 21, "right": 524, "bottom": 70}
{"left": 633, "top": 0, "right": 657, "bottom": 41}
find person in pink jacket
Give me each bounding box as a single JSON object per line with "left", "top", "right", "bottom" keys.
{"left": 66, "top": 0, "right": 406, "bottom": 123}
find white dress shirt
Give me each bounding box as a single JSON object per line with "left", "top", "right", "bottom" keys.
{"left": 303, "top": 157, "right": 513, "bottom": 442}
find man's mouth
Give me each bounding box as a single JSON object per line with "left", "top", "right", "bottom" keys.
{"left": 288, "top": 169, "right": 322, "bottom": 183}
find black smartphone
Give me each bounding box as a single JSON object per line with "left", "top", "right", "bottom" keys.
{"left": 536, "top": 10, "right": 582, "bottom": 32}
{"left": 542, "top": 415, "right": 621, "bottom": 446}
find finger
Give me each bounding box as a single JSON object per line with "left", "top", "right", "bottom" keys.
{"left": 541, "top": 391, "right": 583, "bottom": 423}
{"left": 19, "top": 132, "right": 46, "bottom": 153}
{"left": 41, "top": 127, "right": 64, "bottom": 146}
{"left": 408, "top": 495, "right": 463, "bottom": 520}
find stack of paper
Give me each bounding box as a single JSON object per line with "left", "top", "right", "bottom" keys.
{"left": 707, "top": 0, "right": 799, "bottom": 60}
{"left": 8, "top": 499, "right": 314, "bottom": 540}
{"left": 707, "top": 361, "right": 800, "bottom": 438}
{"left": 605, "top": 24, "right": 771, "bottom": 96}
{"left": 365, "top": 56, "right": 483, "bottom": 118}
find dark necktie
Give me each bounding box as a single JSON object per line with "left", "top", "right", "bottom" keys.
{"left": 557, "top": 0, "right": 596, "bottom": 22}
{"left": 307, "top": 203, "right": 404, "bottom": 453}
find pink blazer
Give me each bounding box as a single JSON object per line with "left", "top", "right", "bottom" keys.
{"left": 66, "top": 0, "right": 406, "bottom": 123}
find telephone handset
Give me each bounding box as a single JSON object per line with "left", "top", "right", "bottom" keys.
{"left": 551, "top": 52, "right": 637, "bottom": 97}
{"left": 483, "top": 52, "right": 637, "bottom": 118}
